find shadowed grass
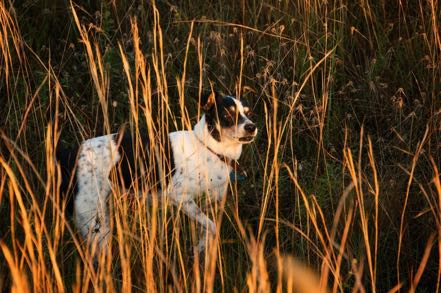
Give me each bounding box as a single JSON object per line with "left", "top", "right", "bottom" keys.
{"left": 1, "top": 0, "right": 441, "bottom": 292}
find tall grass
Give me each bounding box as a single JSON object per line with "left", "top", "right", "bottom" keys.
{"left": 1, "top": 0, "right": 440, "bottom": 292}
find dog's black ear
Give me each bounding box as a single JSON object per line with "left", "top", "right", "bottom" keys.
{"left": 199, "top": 91, "right": 218, "bottom": 111}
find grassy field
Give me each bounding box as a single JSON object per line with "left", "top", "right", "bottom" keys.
{"left": 0, "top": 0, "right": 440, "bottom": 292}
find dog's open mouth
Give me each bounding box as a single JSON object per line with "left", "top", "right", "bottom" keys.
{"left": 239, "top": 136, "right": 255, "bottom": 143}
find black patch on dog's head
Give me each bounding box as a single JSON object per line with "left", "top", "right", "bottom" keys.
{"left": 199, "top": 91, "right": 218, "bottom": 111}
{"left": 199, "top": 91, "right": 221, "bottom": 141}
{"left": 200, "top": 92, "right": 251, "bottom": 142}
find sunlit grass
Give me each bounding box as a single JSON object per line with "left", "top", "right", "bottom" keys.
{"left": 1, "top": 0, "right": 441, "bottom": 292}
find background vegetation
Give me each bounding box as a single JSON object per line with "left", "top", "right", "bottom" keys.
{"left": 0, "top": 0, "right": 440, "bottom": 292}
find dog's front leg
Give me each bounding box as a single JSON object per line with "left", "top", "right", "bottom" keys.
{"left": 172, "top": 197, "right": 216, "bottom": 252}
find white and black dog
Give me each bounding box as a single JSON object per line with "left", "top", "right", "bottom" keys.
{"left": 57, "top": 91, "right": 257, "bottom": 256}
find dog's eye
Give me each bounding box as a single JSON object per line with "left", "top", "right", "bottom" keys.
{"left": 222, "top": 113, "right": 231, "bottom": 120}
{"left": 245, "top": 110, "right": 253, "bottom": 117}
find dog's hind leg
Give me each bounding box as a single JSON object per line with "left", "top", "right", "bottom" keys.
{"left": 74, "top": 136, "right": 119, "bottom": 259}
{"left": 74, "top": 172, "right": 112, "bottom": 258}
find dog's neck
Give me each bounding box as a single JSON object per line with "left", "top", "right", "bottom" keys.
{"left": 193, "top": 115, "right": 243, "bottom": 161}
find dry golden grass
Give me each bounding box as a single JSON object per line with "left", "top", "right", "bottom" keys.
{"left": 1, "top": 0, "right": 441, "bottom": 292}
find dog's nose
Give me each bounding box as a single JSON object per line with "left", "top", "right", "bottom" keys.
{"left": 244, "top": 123, "right": 257, "bottom": 133}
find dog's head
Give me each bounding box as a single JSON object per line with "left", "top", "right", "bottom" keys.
{"left": 200, "top": 92, "right": 258, "bottom": 144}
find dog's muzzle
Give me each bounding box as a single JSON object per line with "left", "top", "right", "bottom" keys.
{"left": 244, "top": 123, "right": 257, "bottom": 133}
{"left": 239, "top": 123, "right": 257, "bottom": 142}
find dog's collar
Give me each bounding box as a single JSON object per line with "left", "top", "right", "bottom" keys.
{"left": 194, "top": 134, "right": 247, "bottom": 180}
{"left": 195, "top": 136, "right": 234, "bottom": 166}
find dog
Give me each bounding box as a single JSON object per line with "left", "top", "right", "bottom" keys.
{"left": 57, "top": 91, "right": 257, "bottom": 257}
